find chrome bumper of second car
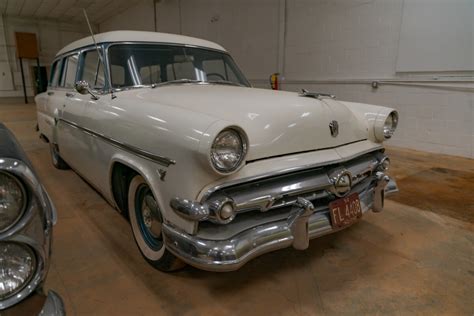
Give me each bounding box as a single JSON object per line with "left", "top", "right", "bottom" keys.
{"left": 39, "top": 291, "right": 66, "bottom": 316}
{"left": 163, "top": 175, "right": 398, "bottom": 272}
{"left": 3, "top": 291, "right": 65, "bottom": 316}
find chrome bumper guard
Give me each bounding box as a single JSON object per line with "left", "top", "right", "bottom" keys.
{"left": 164, "top": 175, "right": 398, "bottom": 272}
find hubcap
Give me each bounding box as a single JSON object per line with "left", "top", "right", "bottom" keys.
{"left": 141, "top": 194, "right": 162, "bottom": 238}
{"left": 135, "top": 184, "right": 163, "bottom": 250}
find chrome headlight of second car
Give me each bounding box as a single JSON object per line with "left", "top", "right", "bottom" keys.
{"left": 383, "top": 111, "right": 399, "bottom": 139}
{"left": 0, "top": 172, "right": 27, "bottom": 233}
{"left": 0, "top": 242, "right": 36, "bottom": 300}
{"left": 210, "top": 127, "right": 248, "bottom": 173}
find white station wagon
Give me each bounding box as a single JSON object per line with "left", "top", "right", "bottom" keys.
{"left": 36, "top": 31, "right": 399, "bottom": 272}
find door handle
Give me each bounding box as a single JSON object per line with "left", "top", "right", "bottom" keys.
{"left": 66, "top": 92, "right": 75, "bottom": 98}
{"left": 47, "top": 91, "right": 54, "bottom": 96}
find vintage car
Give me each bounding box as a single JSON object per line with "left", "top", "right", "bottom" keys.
{"left": 0, "top": 123, "right": 64, "bottom": 314}
{"left": 35, "top": 31, "right": 398, "bottom": 272}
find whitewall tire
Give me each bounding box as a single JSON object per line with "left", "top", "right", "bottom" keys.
{"left": 128, "top": 175, "right": 185, "bottom": 271}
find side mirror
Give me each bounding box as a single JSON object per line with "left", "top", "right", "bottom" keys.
{"left": 75, "top": 80, "right": 99, "bottom": 100}
{"left": 75, "top": 80, "right": 89, "bottom": 94}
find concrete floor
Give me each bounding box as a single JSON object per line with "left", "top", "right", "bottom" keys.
{"left": 1, "top": 102, "right": 473, "bottom": 315}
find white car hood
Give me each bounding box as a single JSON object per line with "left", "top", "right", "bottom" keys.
{"left": 133, "top": 84, "right": 368, "bottom": 161}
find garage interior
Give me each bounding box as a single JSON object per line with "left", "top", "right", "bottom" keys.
{"left": 0, "top": 0, "right": 473, "bottom": 315}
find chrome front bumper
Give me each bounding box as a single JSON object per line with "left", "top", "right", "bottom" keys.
{"left": 3, "top": 291, "right": 65, "bottom": 316}
{"left": 164, "top": 176, "right": 398, "bottom": 272}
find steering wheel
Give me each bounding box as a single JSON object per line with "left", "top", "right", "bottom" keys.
{"left": 206, "top": 73, "right": 226, "bottom": 81}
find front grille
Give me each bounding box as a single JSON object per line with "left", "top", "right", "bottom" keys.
{"left": 204, "top": 150, "right": 382, "bottom": 215}
{"left": 197, "top": 176, "right": 377, "bottom": 240}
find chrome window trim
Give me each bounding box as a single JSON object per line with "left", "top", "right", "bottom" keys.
{"left": 76, "top": 46, "right": 107, "bottom": 94}
{"left": 59, "top": 52, "right": 80, "bottom": 89}
{"left": 200, "top": 145, "right": 384, "bottom": 202}
{"left": 58, "top": 118, "right": 176, "bottom": 167}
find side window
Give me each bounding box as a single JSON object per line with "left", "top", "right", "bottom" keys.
{"left": 49, "top": 60, "right": 62, "bottom": 87}
{"left": 62, "top": 54, "right": 79, "bottom": 88}
{"left": 80, "top": 50, "right": 105, "bottom": 89}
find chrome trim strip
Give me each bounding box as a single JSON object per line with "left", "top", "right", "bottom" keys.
{"left": 200, "top": 146, "right": 384, "bottom": 202}
{"left": 58, "top": 118, "right": 176, "bottom": 167}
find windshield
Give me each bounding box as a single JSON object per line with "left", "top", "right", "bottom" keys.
{"left": 108, "top": 44, "right": 250, "bottom": 88}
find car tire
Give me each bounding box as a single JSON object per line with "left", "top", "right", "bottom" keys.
{"left": 49, "top": 143, "right": 69, "bottom": 170}
{"left": 128, "top": 175, "right": 185, "bottom": 272}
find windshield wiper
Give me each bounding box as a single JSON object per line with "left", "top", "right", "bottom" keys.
{"left": 207, "top": 80, "right": 244, "bottom": 87}
{"left": 151, "top": 79, "right": 202, "bottom": 88}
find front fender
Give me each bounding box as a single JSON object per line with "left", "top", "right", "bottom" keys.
{"left": 340, "top": 101, "right": 397, "bottom": 143}
{"left": 109, "top": 153, "right": 197, "bottom": 235}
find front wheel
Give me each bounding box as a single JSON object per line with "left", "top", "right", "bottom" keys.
{"left": 128, "top": 175, "right": 185, "bottom": 272}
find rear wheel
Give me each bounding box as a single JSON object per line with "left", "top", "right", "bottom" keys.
{"left": 49, "top": 143, "right": 69, "bottom": 169}
{"left": 128, "top": 175, "right": 185, "bottom": 272}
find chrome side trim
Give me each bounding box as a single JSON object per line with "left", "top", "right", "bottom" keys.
{"left": 200, "top": 146, "right": 384, "bottom": 201}
{"left": 58, "top": 118, "right": 176, "bottom": 167}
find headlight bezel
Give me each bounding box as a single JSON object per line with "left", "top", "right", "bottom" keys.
{"left": 374, "top": 110, "right": 399, "bottom": 142}
{"left": 0, "top": 171, "right": 28, "bottom": 234}
{"left": 210, "top": 126, "right": 248, "bottom": 174}
{"left": 0, "top": 242, "right": 37, "bottom": 301}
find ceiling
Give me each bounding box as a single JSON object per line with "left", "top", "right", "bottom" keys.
{"left": 0, "top": 0, "right": 144, "bottom": 24}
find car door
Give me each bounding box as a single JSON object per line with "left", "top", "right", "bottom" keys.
{"left": 55, "top": 52, "right": 90, "bottom": 171}
{"left": 67, "top": 47, "right": 112, "bottom": 190}
{"left": 37, "top": 58, "right": 64, "bottom": 142}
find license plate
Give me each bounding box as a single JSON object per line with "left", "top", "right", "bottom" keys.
{"left": 329, "top": 192, "right": 362, "bottom": 229}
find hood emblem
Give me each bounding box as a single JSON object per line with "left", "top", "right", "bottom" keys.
{"left": 329, "top": 120, "right": 339, "bottom": 137}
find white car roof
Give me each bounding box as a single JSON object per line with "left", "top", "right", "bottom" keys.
{"left": 56, "top": 30, "right": 226, "bottom": 56}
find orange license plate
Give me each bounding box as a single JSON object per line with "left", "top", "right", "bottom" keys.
{"left": 329, "top": 192, "right": 362, "bottom": 228}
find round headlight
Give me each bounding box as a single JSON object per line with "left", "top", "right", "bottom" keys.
{"left": 383, "top": 111, "right": 398, "bottom": 139}
{"left": 0, "top": 172, "right": 27, "bottom": 232}
{"left": 210, "top": 128, "right": 247, "bottom": 173}
{"left": 0, "top": 243, "right": 36, "bottom": 299}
